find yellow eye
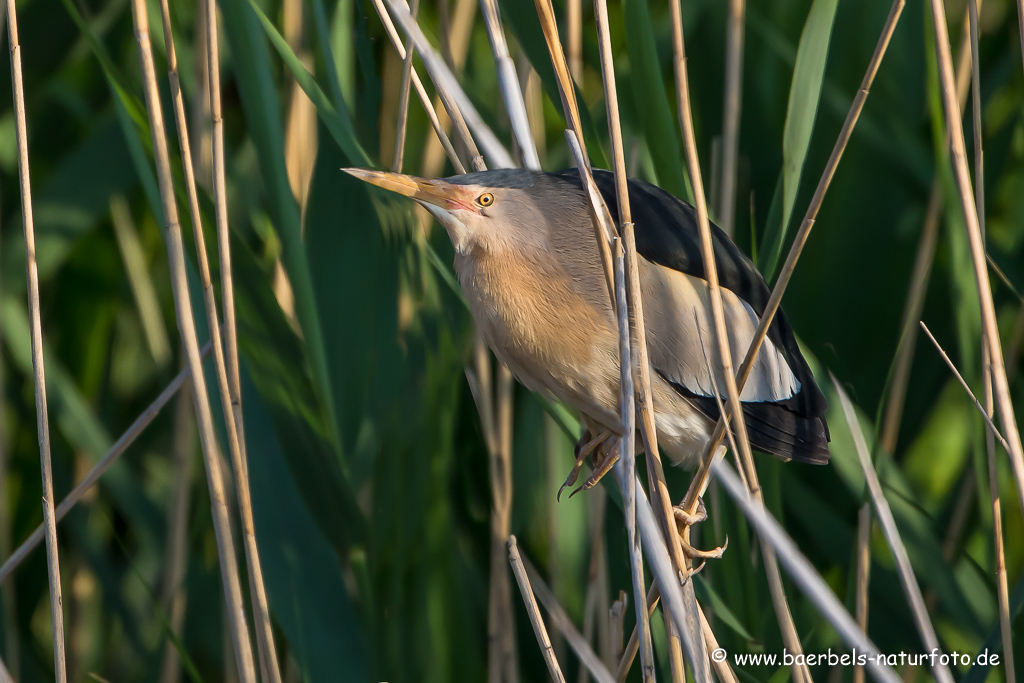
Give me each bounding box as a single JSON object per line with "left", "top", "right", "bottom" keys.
{"left": 478, "top": 192, "right": 494, "bottom": 207}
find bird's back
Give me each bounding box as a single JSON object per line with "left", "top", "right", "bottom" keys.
{"left": 543, "top": 169, "right": 831, "bottom": 465}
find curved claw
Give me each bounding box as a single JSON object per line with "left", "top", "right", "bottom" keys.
{"left": 681, "top": 534, "right": 728, "bottom": 561}
{"left": 672, "top": 497, "right": 708, "bottom": 528}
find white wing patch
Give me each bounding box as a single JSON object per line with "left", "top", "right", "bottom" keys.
{"left": 640, "top": 259, "right": 799, "bottom": 403}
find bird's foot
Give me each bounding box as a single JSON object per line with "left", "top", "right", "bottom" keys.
{"left": 673, "top": 497, "right": 728, "bottom": 562}
{"left": 558, "top": 429, "right": 611, "bottom": 501}
{"left": 567, "top": 438, "right": 620, "bottom": 499}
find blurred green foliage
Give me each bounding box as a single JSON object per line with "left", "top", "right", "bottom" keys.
{"left": 0, "top": 0, "right": 1022, "bottom": 681}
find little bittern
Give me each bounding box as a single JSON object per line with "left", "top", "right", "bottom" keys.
{"left": 344, "top": 168, "right": 830, "bottom": 490}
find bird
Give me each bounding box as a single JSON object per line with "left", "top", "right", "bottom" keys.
{"left": 343, "top": 166, "right": 830, "bottom": 500}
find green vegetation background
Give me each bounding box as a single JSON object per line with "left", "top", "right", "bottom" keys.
{"left": 0, "top": 0, "right": 1021, "bottom": 681}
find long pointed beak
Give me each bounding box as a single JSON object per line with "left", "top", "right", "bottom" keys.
{"left": 342, "top": 168, "right": 475, "bottom": 212}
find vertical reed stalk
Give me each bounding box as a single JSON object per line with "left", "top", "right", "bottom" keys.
{"left": 668, "top": 3, "right": 810, "bottom": 679}
{"left": 370, "top": 0, "right": 465, "bottom": 173}
{"left": 679, "top": 0, "right": 904, "bottom": 511}
{"left": 593, "top": 1, "right": 694, "bottom": 678}
{"left": 160, "top": 365, "right": 196, "bottom": 683}
{"left": 127, "top": 1, "right": 257, "bottom": 679}
{"left": 158, "top": 2, "right": 281, "bottom": 679}
{"left": 968, "top": 4, "right": 1014, "bottom": 672}
{"left": 508, "top": 536, "right": 567, "bottom": 683}
{"left": 927, "top": 0, "right": 1024, "bottom": 522}
{"left": 880, "top": 3, "right": 977, "bottom": 455}
{"left": 719, "top": 0, "right": 745, "bottom": 237}
{"left": 5, "top": 2, "right": 67, "bottom": 679}
{"left": 566, "top": 0, "right": 581, "bottom": 83}
{"left": 852, "top": 502, "right": 871, "bottom": 683}
{"left": 392, "top": 0, "right": 420, "bottom": 172}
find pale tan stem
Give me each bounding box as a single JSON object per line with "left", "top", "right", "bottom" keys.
{"left": 127, "top": 0, "right": 256, "bottom": 679}
{"left": 508, "top": 536, "right": 567, "bottom": 683}
{"left": 719, "top": 0, "right": 745, "bottom": 237}
{"left": 853, "top": 502, "right": 872, "bottom": 683}
{"left": 0, "top": 347, "right": 209, "bottom": 585}
{"left": 392, "top": 0, "right": 420, "bottom": 172}
{"left": 880, "top": 2, "right": 978, "bottom": 455}
{"left": 6, "top": 2, "right": 67, "bottom": 678}
{"left": 594, "top": 2, "right": 695, "bottom": 679}
{"left": 156, "top": 1, "right": 281, "bottom": 679}
{"left": 927, "top": 0, "right": 1024, "bottom": 524}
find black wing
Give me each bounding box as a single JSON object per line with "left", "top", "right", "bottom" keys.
{"left": 551, "top": 168, "right": 830, "bottom": 465}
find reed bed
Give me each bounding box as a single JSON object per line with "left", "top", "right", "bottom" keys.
{"left": 1, "top": 0, "right": 1022, "bottom": 682}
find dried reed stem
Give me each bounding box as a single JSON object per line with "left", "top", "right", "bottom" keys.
{"left": 128, "top": 1, "right": 257, "bottom": 679}
{"left": 158, "top": 2, "right": 281, "bottom": 679}
{"left": 0, "top": 347, "right": 209, "bottom": 584}
{"left": 593, "top": 1, "right": 694, "bottom": 678}
{"left": 5, "top": 2, "right": 67, "bottom": 678}
{"left": 521, "top": 552, "right": 617, "bottom": 683}
{"left": 392, "top": 0, "right": 421, "bottom": 172}
{"left": 372, "top": 0, "right": 464, "bottom": 173}
{"left": 967, "top": 4, "right": 1015, "bottom": 674}
{"left": 833, "top": 379, "right": 954, "bottom": 683}
{"left": 719, "top": 0, "right": 745, "bottom": 237}
{"left": 480, "top": 0, "right": 541, "bottom": 170}
{"left": 852, "top": 502, "right": 872, "bottom": 683}
{"left": 881, "top": 3, "right": 977, "bottom": 454}
{"left": 927, "top": 0, "right": 1024, "bottom": 522}
{"left": 612, "top": 239, "right": 655, "bottom": 683}
{"left": 566, "top": 0, "right": 581, "bottom": 83}
{"left": 383, "top": 0, "right": 514, "bottom": 169}
{"left": 508, "top": 536, "right": 567, "bottom": 683}
{"left": 533, "top": 0, "right": 587, "bottom": 161}
{"left": 159, "top": 364, "right": 196, "bottom": 683}
{"left": 668, "top": 3, "right": 810, "bottom": 679}
{"left": 920, "top": 323, "right": 1012, "bottom": 453}
{"left": 563, "top": 131, "right": 657, "bottom": 681}
{"left": 680, "top": 0, "right": 904, "bottom": 511}
{"left": 715, "top": 457, "right": 904, "bottom": 683}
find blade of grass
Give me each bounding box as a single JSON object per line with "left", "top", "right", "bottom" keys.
{"left": 833, "top": 377, "right": 954, "bottom": 683}
{"left": 508, "top": 536, "right": 567, "bottom": 683}
{"left": 128, "top": 1, "right": 257, "bottom": 679}
{"left": 111, "top": 195, "right": 173, "bottom": 366}
{"left": 5, "top": 2, "right": 67, "bottom": 679}
{"left": 760, "top": 0, "right": 838, "bottom": 281}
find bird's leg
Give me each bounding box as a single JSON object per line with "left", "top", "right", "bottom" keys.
{"left": 558, "top": 429, "right": 611, "bottom": 501}
{"left": 673, "top": 497, "right": 728, "bottom": 560}
{"left": 569, "top": 438, "right": 620, "bottom": 498}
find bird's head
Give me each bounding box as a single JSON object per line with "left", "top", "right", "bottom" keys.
{"left": 342, "top": 167, "right": 543, "bottom": 254}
